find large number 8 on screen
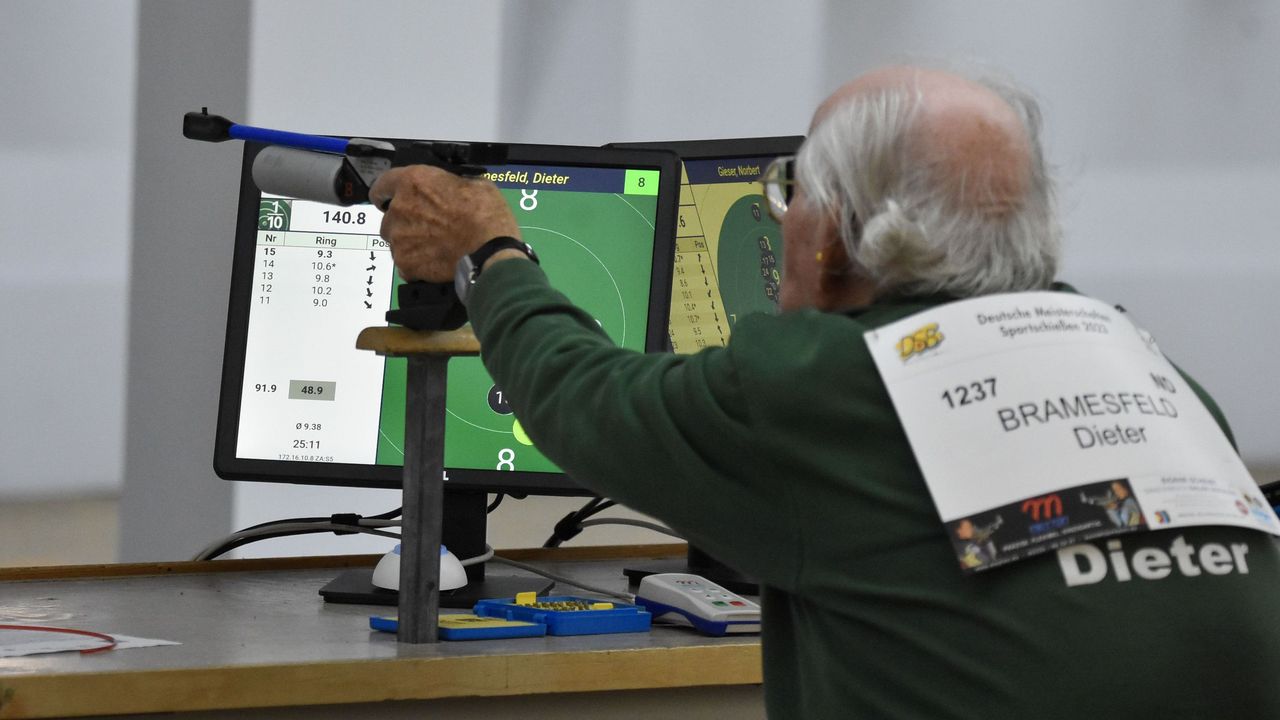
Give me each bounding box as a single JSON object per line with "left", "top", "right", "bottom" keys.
{"left": 497, "top": 448, "right": 516, "bottom": 471}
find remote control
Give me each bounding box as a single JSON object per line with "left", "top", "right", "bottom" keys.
{"left": 634, "top": 573, "right": 761, "bottom": 636}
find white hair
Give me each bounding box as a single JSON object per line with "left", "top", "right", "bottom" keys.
{"left": 797, "top": 71, "right": 1061, "bottom": 297}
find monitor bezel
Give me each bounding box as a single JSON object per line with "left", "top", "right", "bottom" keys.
{"left": 213, "top": 139, "right": 680, "bottom": 494}
{"left": 608, "top": 136, "right": 805, "bottom": 164}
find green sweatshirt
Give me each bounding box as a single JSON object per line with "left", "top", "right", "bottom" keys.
{"left": 471, "top": 259, "right": 1280, "bottom": 719}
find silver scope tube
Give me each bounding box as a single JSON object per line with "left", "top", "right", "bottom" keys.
{"left": 252, "top": 145, "right": 347, "bottom": 205}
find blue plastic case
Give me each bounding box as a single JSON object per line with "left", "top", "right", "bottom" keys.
{"left": 369, "top": 614, "right": 546, "bottom": 640}
{"left": 472, "top": 596, "right": 651, "bottom": 636}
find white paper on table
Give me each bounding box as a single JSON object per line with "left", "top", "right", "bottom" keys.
{"left": 0, "top": 629, "right": 180, "bottom": 658}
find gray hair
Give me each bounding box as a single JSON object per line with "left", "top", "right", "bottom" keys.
{"left": 797, "top": 71, "right": 1061, "bottom": 297}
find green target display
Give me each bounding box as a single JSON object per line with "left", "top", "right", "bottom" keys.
{"left": 375, "top": 172, "right": 661, "bottom": 475}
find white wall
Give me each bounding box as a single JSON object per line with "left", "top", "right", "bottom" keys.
{"left": 493, "top": 2, "right": 825, "bottom": 144}
{"left": 6, "top": 1, "right": 1275, "bottom": 557}
{"left": 0, "top": 1, "right": 136, "bottom": 500}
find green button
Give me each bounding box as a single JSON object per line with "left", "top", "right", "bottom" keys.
{"left": 712, "top": 601, "right": 729, "bottom": 607}
{"left": 624, "top": 169, "right": 660, "bottom": 196}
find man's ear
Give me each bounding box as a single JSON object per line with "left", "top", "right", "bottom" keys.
{"left": 812, "top": 203, "right": 843, "bottom": 266}
{"left": 817, "top": 238, "right": 850, "bottom": 278}
{"left": 817, "top": 235, "right": 876, "bottom": 309}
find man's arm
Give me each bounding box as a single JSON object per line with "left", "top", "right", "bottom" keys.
{"left": 468, "top": 259, "right": 805, "bottom": 590}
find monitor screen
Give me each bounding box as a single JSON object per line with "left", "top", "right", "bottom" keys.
{"left": 612, "top": 138, "right": 803, "bottom": 353}
{"left": 214, "top": 141, "right": 680, "bottom": 494}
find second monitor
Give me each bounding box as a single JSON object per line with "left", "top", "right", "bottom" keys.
{"left": 613, "top": 136, "right": 805, "bottom": 593}
{"left": 615, "top": 137, "right": 804, "bottom": 353}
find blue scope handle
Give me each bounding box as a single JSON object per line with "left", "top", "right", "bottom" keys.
{"left": 183, "top": 108, "right": 349, "bottom": 155}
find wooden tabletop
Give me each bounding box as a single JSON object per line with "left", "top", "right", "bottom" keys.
{"left": 0, "top": 547, "right": 761, "bottom": 718}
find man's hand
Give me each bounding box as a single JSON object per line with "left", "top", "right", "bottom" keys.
{"left": 368, "top": 165, "right": 520, "bottom": 282}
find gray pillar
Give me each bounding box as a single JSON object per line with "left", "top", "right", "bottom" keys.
{"left": 398, "top": 356, "right": 450, "bottom": 643}
{"left": 120, "top": 1, "right": 250, "bottom": 561}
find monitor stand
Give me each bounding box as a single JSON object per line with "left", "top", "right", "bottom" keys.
{"left": 320, "top": 491, "right": 552, "bottom": 608}
{"left": 622, "top": 545, "right": 758, "bottom": 596}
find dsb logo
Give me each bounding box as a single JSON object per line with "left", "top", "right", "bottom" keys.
{"left": 1021, "top": 494, "right": 1063, "bottom": 521}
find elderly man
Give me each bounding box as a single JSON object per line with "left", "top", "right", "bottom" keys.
{"left": 370, "top": 66, "right": 1280, "bottom": 717}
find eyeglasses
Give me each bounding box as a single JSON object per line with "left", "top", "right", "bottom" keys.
{"left": 760, "top": 155, "right": 796, "bottom": 222}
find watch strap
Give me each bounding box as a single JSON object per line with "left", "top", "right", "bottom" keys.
{"left": 469, "top": 236, "right": 538, "bottom": 270}
{"left": 455, "top": 236, "right": 538, "bottom": 307}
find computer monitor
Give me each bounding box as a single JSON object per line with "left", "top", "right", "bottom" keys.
{"left": 611, "top": 137, "right": 805, "bottom": 592}
{"left": 215, "top": 139, "right": 680, "bottom": 601}
{"left": 612, "top": 137, "right": 803, "bottom": 348}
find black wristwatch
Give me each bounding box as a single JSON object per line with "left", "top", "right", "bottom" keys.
{"left": 454, "top": 236, "right": 539, "bottom": 306}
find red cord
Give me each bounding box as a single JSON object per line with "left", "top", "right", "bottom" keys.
{"left": 0, "top": 624, "right": 117, "bottom": 654}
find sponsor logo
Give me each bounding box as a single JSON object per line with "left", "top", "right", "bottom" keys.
{"left": 1020, "top": 494, "right": 1063, "bottom": 521}
{"left": 1154, "top": 510, "right": 1172, "bottom": 525}
{"left": 896, "top": 322, "right": 944, "bottom": 361}
{"left": 1234, "top": 492, "right": 1278, "bottom": 525}
{"left": 1021, "top": 493, "right": 1069, "bottom": 535}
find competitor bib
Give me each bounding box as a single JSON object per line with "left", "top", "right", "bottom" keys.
{"left": 864, "top": 292, "right": 1278, "bottom": 573}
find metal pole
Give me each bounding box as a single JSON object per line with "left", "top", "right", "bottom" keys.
{"left": 397, "top": 355, "right": 449, "bottom": 643}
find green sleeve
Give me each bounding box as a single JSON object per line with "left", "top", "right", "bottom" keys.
{"left": 468, "top": 259, "right": 803, "bottom": 588}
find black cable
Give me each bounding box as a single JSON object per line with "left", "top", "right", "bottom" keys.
{"left": 196, "top": 510, "right": 401, "bottom": 560}
{"left": 487, "top": 494, "right": 505, "bottom": 513}
{"left": 543, "top": 496, "right": 616, "bottom": 547}
{"left": 197, "top": 524, "right": 401, "bottom": 561}
{"left": 242, "top": 515, "right": 328, "bottom": 531}
{"left": 587, "top": 500, "right": 617, "bottom": 517}
{"left": 199, "top": 528, "right": 324, "bottom": 560}
{"left": 544, "top": 501, "right": 592, "bottom": 548}
{"left": 239, "top": 505, "right": 402, "bottom": 532}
